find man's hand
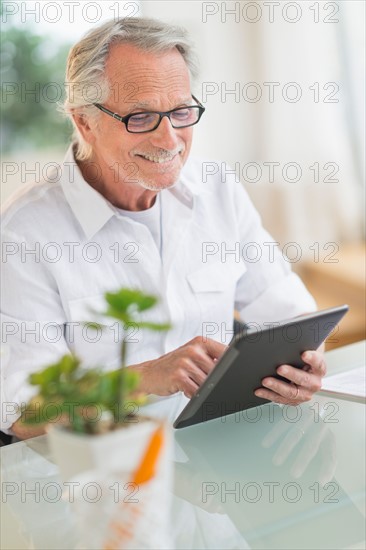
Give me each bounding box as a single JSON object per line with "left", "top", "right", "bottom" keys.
{"left": 254, "top": 348, "right": 326, "bottom": 405}
{"left": 11, "top": 418, "right": 48, "bottom": 440}
{"left": 129, "top": 336, "right": 227, "bottom": 398}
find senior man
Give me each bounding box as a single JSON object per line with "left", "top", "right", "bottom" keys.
{"left": 1, "top": 17, "right": 325, "bottom": 440}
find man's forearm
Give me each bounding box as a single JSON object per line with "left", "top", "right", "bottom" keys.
{"left": 11, "top": 417, "right": 48, "bottom": 440}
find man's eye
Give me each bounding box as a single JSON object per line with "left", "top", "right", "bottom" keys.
{"left": 129, "top": 113, "right": 155, "bottom": 124}
{"left": 172, "top": 109, "right": 190, "bottom": 119}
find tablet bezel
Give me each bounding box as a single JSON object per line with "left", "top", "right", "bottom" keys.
{"left": 173, "top": 304, "right": 349, "bottom": 429}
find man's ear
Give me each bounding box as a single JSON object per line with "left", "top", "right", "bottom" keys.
{"left": 72, "top": 111, "right": 96, "bottom": 146}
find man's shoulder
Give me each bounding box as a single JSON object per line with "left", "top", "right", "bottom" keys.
{"left": 1, "top": 145, "right": 79, "bottom": 234}
{"left": 1, "top": 177, "right": 65, "bottom": 236}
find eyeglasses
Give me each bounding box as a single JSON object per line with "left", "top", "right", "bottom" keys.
{"left": 93, "top": 95, "right": 205, "bottom": 133}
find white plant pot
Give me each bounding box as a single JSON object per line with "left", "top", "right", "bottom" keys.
{"left": 49, "top": 418, "right": 174, "bottom": 549}
{"left": 47, "top": 417, "right": 169, "bottom": 482}
{"left": 70, "top": 466, "right": 173, "bottom": 550}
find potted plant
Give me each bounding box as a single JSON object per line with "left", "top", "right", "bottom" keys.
{"left": 22, "top": 288, "right": 171, "bottom": 482}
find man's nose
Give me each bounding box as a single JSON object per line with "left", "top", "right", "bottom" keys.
{"left": 150, "top": 115, "right": 180, "bottom": 149}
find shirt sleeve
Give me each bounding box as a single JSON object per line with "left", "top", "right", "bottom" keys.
{"left": 227, "top": 176, "right": 317, "bottom": 323}
{"left": 1, "top": 230, "right": 70, "bottom": 433}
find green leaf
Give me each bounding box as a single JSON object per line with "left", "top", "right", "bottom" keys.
{"left": 59, "top": 355, "right": 80, "bottom": 374}
{"left": 135, "top": 322, "right": 172, "bottom": 331}
{"left": 135, "top": 295, "right": 157, "bottom": 311}
{"left": 105, "top": 289, "right": 139, "bottom": 311}
{"left": 105, "top": 289, "right": 157, "bottom": 314}
{"left": 104, "top": 306, "right": 129, "bottom": 323}
{"left": 28, "top": 355, "right": 79, "bottom": 388}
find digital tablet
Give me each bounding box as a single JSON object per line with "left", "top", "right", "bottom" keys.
{"left": 173, "top": 305, "right": 349, "bottom": 429}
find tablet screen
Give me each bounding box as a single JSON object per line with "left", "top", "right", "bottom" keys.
{"left": 174, "top": 305, "right": 349, "bottom": 429}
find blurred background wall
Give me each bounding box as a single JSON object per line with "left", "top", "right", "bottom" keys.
{"left": 1, "top": 0, "right": 365, "bottom": 348}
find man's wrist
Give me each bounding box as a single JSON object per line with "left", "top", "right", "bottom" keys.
{"left": 11, "top": 416, "right": 48, "bottom": 440}
{"left": 126, "top": 362, "right": 151, "bottom": 395}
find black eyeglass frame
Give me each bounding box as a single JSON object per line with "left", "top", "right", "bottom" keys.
{"left": 93, "top": 95, "right": 205, "bottom": 133}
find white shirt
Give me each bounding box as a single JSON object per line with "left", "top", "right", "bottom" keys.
{"left": 0, "top": 145, "right": 316, "bottom": 432}
{"left": 117, "top": 193, "right": 162, "bottom": 255}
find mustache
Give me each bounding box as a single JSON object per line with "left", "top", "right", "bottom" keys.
{"left": 133, "top": 147, "right": 182, "bottom": 159}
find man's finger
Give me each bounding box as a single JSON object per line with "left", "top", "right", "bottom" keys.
{"left": 185, "top": 362, "right": 208, "bottom": 387}
{"left": 187, "top": 348, "right": 217, "bottom": 374}
{"left": 182, "top": 376, "right": 200, "bottom": 399}
{"left": 302, "top": 350, "right": 327, "bottom": 376}
{"left": 203, "top": 337, "right": 227, "bottom": 360}
{"left": 276, "top": 365, "right": 322, "bottom": 392}
{"left": 254, "top": 387, "right": 300, "bottom": 405}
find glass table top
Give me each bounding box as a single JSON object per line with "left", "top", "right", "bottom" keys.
{"left": 1, "top": 341, "right": 365, "bottom": 549}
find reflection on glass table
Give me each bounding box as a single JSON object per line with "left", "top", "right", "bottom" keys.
{"left": 173, "top": 400, "right": 365, "bottom": 550}
{"left": 1, "top": 342, "right": 365, "bottom": 550}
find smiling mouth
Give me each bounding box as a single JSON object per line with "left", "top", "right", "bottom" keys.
{"left": 135, "top": 151, "right": 181, "bottom": 164}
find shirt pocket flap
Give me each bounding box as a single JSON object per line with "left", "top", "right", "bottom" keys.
{"left": 187, "top": 262, "right": 247, "bottom": 293}
{"left": 68, "top": 294, "right": 108, "bottom": 323}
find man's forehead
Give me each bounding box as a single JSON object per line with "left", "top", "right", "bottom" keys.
{"left": 106, "top": 43, "right": 189, "bottom": 74}
{"left": 125, "top": 95, "right": 193, "bottom": 110}
{"left": 107, "top": 63, "right": 190, "bottom": 92}
{"left": 105, "top": 44, "right": 191, "bottom": 109}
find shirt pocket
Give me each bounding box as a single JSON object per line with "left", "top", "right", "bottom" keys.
{"left": 67, "top": 294, "right": 120, "bottom": 368}
{"left": 186, "top": 261, "right": 247, "bottom": 326}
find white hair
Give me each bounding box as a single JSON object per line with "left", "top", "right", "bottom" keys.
{"left": 61, "top": 17, "right": 199, "bottom": 161}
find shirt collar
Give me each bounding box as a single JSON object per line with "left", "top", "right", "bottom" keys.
{"left": 166, "top": 157, "right": 207, "bottom": 209}
{"left": 60, "top": 144, "right": 199, "bottom": 239}
{"left": 60, "top": 144, "right": 115, "bottom": 240}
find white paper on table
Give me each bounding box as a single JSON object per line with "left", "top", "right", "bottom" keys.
{"left": 321, "top": 366, "right": 366, "bottom": 400}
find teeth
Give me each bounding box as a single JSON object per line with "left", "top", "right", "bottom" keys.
{"left": 138, "top": 152, "right": 179, "bottom": 163}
